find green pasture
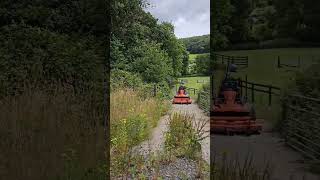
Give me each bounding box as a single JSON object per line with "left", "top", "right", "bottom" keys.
{"left": 216, "top": 48, "right": 320, "bottom": 88}
{"left": 189, "top": 54, "right": 198, "bottom": 62}
{"left": 177, "top": 76, "right": 209, "bottom": 99}
{"left": 214, "top": 48, "right": 320, "bottom": 126}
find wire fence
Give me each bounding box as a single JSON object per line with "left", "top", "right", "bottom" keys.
{"left": 281, "top": 94, "right": 320, "bottom": 162}
{"left": 198, "top": 91, "right": 210, "bottom": 115}
{"left": 213, "top": 53, "right": 249, "bottom": 68}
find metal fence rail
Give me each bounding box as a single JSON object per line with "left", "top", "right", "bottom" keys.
{"left": 213, "top": 53, "right": 249, "bottom": 68}
{"left": 277, "top": 56, "right": 301, "bottom": 68}
{"left": 238, "top": 77, "right": 281, "bottom": 106}
{"left": 282, "top": 94, "right": 320, "bottom": 161}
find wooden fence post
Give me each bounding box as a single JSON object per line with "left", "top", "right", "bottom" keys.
{"left": 268, "top": 87, "right": 272, "bottom": 106}
{"left": 251, "top": 83, "right": 254, "bottom": 103}
{"left": 153, "top": 84, "right": 157, "bottom": 97}
{"left": 239, "top": 78, "right": 243, "bottom": 97}
{"left": 246, "top": 57, "right": 249, "bottom": 68}
{"left": 278, "top": 56, "right": 281, "bottom": 68}
{"left": 245, "top": 75, "right": 248, "bottom": 99}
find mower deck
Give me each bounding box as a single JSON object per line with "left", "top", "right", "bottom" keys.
{"left": 211, "top": 116, "right": 262, "bottom": 135}
{"left": 172, "top": 96, "right": 192, "bottom": 104}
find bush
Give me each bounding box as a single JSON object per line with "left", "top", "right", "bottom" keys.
{"left": 294, "top": 63, "right": 320, "bottom": 98}
{"left": 110, "top": 69, "right": 143, "bottom": 90}
{"left": 0, "top": 24, "right": 104, "bottom": 96}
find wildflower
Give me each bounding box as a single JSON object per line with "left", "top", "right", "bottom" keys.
{"left": 122, "top": 118, "right": 127, "bottom": 124}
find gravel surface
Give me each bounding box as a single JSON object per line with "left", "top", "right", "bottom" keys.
{"left": 212, "top": 124, "right": 320, "bottom": 180}
{"left": 159, "top": 158, "right": 199, "bottom": 179}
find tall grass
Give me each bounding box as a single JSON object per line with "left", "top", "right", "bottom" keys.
{"left": 211, "top": 152, "right": 272, "bottom": 180}
{"left": 164, "top": 113, "right": 209, "bottom": 179}
{"left": 165, "top": 113, "right": 203, "bottom": 160}
{"left": 110, "top": 89, "right": 170, "bottom": 177}
{"left": 0, "top": 83, "right": 106, "bottom": 180}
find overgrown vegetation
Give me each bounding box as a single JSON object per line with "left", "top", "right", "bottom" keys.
{"left": 212, "top": 0, "right": 320, "bottom": 50}
{"left": 110, "top": 89, "right": 170, "bottom": 177}
{"left": 290, "top": 63, "right": 320, "bottom": 98}
{"left": 0, "top": 84, "right": 106, "bottom": 180}
{"left": 0, "top": 1, "right": 107, "bottom": 179}
{"left": 164, "top": 113, "right": 209, "bottom": 178}
{"left": 211, "top": 152, "right": 272, "bottom": 180}
{"left": 165, "top": 114, "right": 202, "bottom": 159}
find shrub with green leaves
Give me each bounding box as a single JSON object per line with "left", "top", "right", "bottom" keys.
{"left": 0, "top": 23, "right": 104, "bottom": 96}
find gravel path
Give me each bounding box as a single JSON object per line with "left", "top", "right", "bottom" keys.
{"left": 212, "top": 122, "right": 320, "bottom": 180}
{"left": 134, "top": 102, "right": 210, "bottom": 163}
{"left": 131, "top": 102, "right": 210, "bottom": 179}
{"left": 133, "top": 114, "right": 169, "bottom": 157}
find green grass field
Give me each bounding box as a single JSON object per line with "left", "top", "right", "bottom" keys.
{"left": 177, "top": 76, "right": 209, "bottom": 99}
{"left": 189, "top": 54, "right": 198, "bottom": 62}
{"left": 216, "top": 48, "right": 320, "bottom": 88}
{"left": 214, "top": 48, "right": 320, "bottom": 126}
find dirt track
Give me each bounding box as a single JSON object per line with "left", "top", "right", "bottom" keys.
{"left": 212, "top": 123, "right": 320, "bottom": 180}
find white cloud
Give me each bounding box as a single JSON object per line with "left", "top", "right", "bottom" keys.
{"left": 174, "top": 17, "right": 187, "bottom": 27}
{"left": 145, "top": 0, "right": 210, "bottom": 38}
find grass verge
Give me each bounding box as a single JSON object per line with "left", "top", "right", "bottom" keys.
{"left": 110, "top": 88, "right": 170, "bottom": 177}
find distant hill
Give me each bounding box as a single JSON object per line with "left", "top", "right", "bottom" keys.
{"left": 180, "top": 34, "right": 210, "bottom": 54}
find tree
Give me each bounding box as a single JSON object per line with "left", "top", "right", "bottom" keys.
{"left": 182, "top": 50, "right": 189, "bottom": 75}
{"left": 195, "top": 54, "right": 211, "bottom": 75}
{"left": 131, "top": 41, "right": 172, "bottom": 83}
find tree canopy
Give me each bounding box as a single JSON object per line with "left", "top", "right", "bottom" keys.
{"left": 111, "top": 0, "right": 189, "bottom": 86}
{"left": 211, "top": 0, "right": 320, "bottom": 50}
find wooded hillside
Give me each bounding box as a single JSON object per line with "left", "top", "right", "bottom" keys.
{"left": 180, "top": 34, "right": 210, "bottom": 54}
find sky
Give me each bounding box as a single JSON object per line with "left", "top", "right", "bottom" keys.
{"left": 145, "top": 0, "right": 210, "bottom": 39}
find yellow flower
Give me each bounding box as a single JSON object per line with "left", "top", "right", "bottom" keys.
{"left": 122, "top": 118, "right": 127, "bottom": 124}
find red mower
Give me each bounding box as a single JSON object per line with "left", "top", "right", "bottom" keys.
{"left": 211, "top": 64, "right": 262, "bottom": 135}
{"left": 172, "top": 86, "right": 192, "bottom": 104}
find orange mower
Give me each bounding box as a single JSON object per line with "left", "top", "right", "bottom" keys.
{"left": 172, "top": 86, "right": 192, "bottom": 104}
{"left": 210, "top": 64, "right": 262, "bottom": 135}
